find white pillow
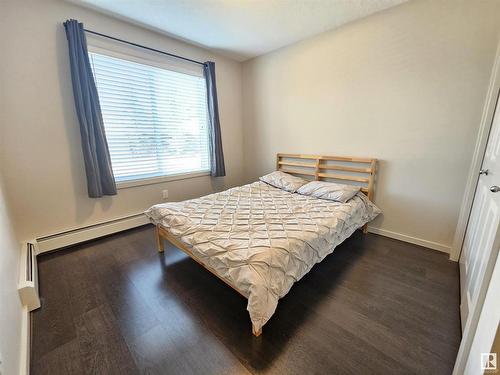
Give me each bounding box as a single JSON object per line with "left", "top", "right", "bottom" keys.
{"left": 259, "top": 171, "right": 308, "bottom": 193}
{"left": 297, "top": 181, "right": 360, "bottom": 203}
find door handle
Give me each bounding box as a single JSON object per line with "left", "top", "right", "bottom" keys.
{"left": 480, "top": 169, "right": 489, "bottom": 175}
{"left": 490, "top": 186, "right": 500, "bottom": 193}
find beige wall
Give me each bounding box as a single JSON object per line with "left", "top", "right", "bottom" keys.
{"left": 242, "top": 0, "right": 500, "bottom": 250}
{"left": 0, "top": 0, "right": 245, "bottom": 241}
{"left": 0, "top": 174, "right": 23, "bottom": 375}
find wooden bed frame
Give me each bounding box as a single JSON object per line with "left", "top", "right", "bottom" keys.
{"left": 155, "top": 153, "right": 377, "bottom": 337}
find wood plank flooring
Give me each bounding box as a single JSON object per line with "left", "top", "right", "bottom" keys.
{"left": 31, "top": 225, "right": 461, "bottom": 375}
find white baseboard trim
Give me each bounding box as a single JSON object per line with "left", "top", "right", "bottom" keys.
{"left": 36, "top": 213, "right": 149, "bottom": 254}
{"left": 367, "top": 226, "right": 451, "bottom": 254}
{"left": 19, "top": 305, "right": 30, "bottom": 375}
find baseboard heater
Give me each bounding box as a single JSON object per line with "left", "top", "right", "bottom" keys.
{"left": 18, "top": 241, "right": 40, "bottom": 311}
{"left": 36, "top": 213, "right": 150, "bottom": 254}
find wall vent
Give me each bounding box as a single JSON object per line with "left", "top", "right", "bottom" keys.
{"left": 18, "top": 241, "right": 40, "bottom": 311}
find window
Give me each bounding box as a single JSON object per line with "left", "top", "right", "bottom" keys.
{"left": 88, "top": 50, "right": 210, "bottom": 185}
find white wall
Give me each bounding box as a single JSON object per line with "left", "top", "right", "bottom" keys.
{"left": 242, "top": 0, "right": 500, "bottom": 251}
{"left": 0, "top": 0, "right": 245, "bottom": 241}
{"left": 0, "top": 6, "right": 24, "bottom": 371}
{"left": 0, "top": 175, "right": 23, "bottom": 375}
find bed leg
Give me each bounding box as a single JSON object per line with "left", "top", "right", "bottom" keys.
{"left": 252, "top": 324, "right": 262, "bottom": 337}
{"left": 362, "top": 224, "right": 368, "bottom": 234}
{"left": 156, "top": 226, "right": 165, "bottom": 253}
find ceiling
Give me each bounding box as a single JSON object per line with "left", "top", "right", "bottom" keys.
{"left": 69, "top": 0, "right": 407, "bottom": 61}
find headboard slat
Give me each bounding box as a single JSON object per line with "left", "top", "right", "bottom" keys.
{"left": 279, "top": 168, "right": 316, "bottom": 177}
{"left": 317, "top": 173, "right": 369, "bottom": 183}
{"left": 278, "top": 153, "right": 373, "bottom": 163}
{"left": 278, "top": 161, "right": 316, "bottom": 168}
{"left": 320, "top": 165, "right": 372, "bottom": 173}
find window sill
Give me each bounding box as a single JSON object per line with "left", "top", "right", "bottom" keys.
{"left": 116, "top": 171, "right": 211, "bottom": 189}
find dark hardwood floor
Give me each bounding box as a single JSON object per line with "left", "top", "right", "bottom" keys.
{"left": 31, "top": 225, "right": 461, "bottom": 375}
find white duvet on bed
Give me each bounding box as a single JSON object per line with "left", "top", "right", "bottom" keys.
{"left": 145, "top": 181, "right": 381, "bottom": 332}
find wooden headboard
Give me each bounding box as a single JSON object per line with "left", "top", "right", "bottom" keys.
{"left": 276, "top": 153, "right": 377, "bottom": 201}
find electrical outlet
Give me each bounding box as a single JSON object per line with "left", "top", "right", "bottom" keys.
{"left": 162, "top": 189, "right": 169, "bottom": 200}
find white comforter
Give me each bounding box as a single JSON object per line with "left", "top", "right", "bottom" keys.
{"left": 145, "top": 181, "right": 381, "bottom": 332}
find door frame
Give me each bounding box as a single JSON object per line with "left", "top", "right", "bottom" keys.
{"left": 451, "top": 42, "right": 500, "bottom": 262}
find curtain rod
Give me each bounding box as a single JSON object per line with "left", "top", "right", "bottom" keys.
{"left": 83, "top": 29, "right": 206, "bottom": 67}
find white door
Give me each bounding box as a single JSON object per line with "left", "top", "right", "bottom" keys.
{"left": 455, "top": 91, "right": 500, "bottom": 375}
{"left": 463, "top": 252, "right": 500, "bottom": 374}
{"left": 460, "top": 91, "right": 500, "bottom": 329}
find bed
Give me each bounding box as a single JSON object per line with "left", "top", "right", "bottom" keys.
{"left": 145, "top": 153, "right": 381, "bottom": 336}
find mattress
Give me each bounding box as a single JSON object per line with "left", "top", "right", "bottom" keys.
{"left": 145, "top": 181, "right": 381, "bottom": 332}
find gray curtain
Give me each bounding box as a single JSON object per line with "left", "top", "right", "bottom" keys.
{"left": 64, "top": 19, "right": 117, "bottom": 197}
{"left": 203, "top": 61, "right": 226, "bottom": 177}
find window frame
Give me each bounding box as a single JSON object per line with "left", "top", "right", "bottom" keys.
{"left": 87, "top": 39, "right": 211, "bottom": 189}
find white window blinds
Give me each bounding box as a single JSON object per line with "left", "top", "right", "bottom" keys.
{"left": 88, "top": 51, "right": 210, "bottom": 182}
